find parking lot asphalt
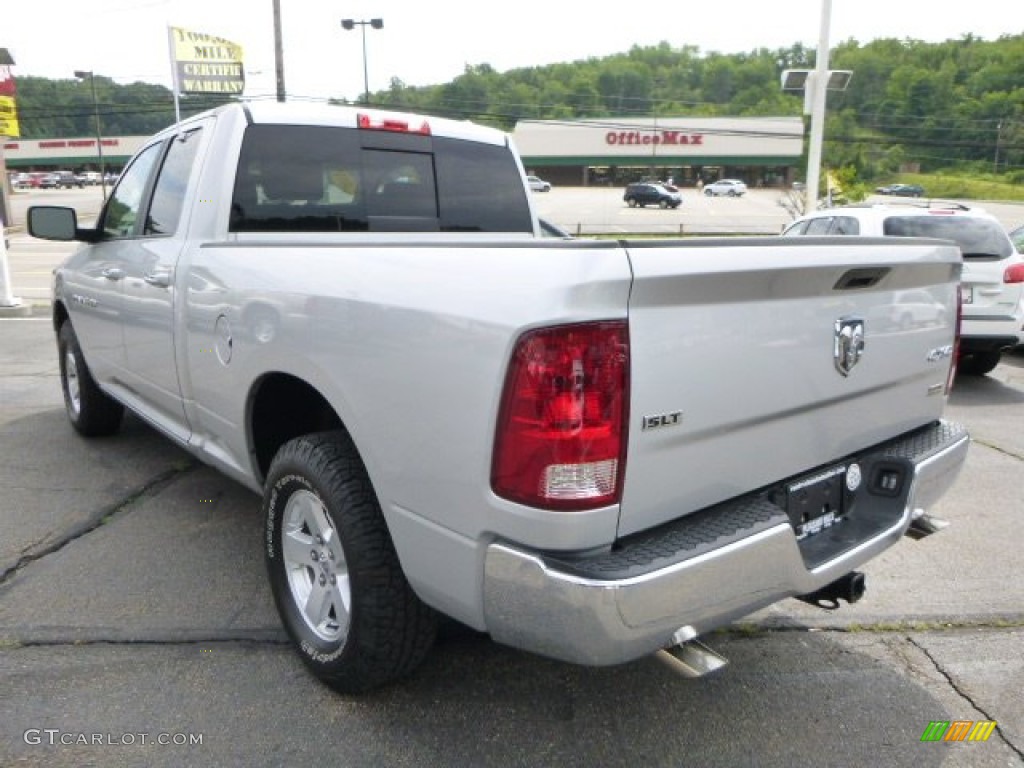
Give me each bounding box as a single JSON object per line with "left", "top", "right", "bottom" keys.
{"left": 1, "top": 198, "right": 1023, "bottom": 766}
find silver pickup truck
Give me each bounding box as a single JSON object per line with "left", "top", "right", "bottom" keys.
{"left": 29, "top": 102, "right": 969, "bottom": 693}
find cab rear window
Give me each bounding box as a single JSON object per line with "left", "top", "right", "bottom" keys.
{"left": 230, "top": 124, "right": 532, "bottom": 234}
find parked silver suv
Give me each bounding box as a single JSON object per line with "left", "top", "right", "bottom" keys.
{"left": 783, "top": 202, "right": 1024, "bottom": 375}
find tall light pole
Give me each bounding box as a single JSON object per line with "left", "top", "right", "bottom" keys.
{"left": 74, "top": 70, "right": 107, "bottom": 201}
{"left": 804, "top": 0, "right": 832, "bottom": 215}
{"left": 341, "top": 18, "right": 383, "bottom": 105}
{"left": 781, "top": 0, "right": 851, "bottom": 213}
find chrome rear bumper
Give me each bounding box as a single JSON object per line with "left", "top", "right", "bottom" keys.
{"left": 482, "top": 420, "right": 969, "bottom": 666}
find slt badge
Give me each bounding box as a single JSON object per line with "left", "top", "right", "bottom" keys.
{"left": 834, "top": 317, "right": 865, "bottom": 377}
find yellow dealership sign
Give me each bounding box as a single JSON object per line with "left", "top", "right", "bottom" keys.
{"left": 0, "top": 65, "right": 19, "bottom": 137}
{"left": 169, "top": 26, "right": 245, "bottom": 95}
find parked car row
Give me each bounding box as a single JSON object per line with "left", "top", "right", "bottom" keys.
{"left": 10, "top": 170, "right": 118, "bottom": 190}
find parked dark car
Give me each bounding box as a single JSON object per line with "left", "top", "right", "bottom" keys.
{"left": 39, "top": 171, "right": 84, "bottom": 190}
{"left": 623, "top": 182, "right": 682, "bottom": 209}
{"left": 875, "top": 183, "right": 925, "bottom": 197}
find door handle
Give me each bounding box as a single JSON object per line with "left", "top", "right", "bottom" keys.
{"left": 143, "top": 271, "right": 172, "bottom": 288}
{"left": 101, "top": 268, "right": 124, "bottom": 280}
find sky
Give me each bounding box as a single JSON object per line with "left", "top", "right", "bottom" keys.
{"left": 3, "top": 0, "right": 1020, "bottom": 103}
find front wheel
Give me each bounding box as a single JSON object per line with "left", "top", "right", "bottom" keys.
{"left": 58, "top": 322, "right": 124, "bottom": 436}
{"left": 659, "top": 199, "right": 669, "bottom": 209}
{"left": 264, "top": 431, "right": 437, "bottom": 693}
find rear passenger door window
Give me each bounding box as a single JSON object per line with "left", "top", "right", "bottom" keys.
{"left": 145, "top": 127, "right": 204, "bottom": 235}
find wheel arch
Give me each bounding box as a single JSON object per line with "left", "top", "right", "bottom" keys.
{"left": 53, "top": 299, "right": 70, "bottom": 334}
{"left": 248, "top": 372, "right": 347, "bottom": 484}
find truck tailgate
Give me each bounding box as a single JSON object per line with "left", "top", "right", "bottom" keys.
{"left": 619, "top": 237, "right": 961, "bottom": 537}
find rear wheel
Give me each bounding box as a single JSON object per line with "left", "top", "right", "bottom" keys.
{"left": 264, "top": 431, "right": 437, "bottom": 693}
{"left": 958, "top": 351, "right": 1001, "bottom": 376}
{"left": 58, "top": 322, "right": 124, "bottom": 436}
{"left": 627, "top": 198, "right": 638, "bottom": 208}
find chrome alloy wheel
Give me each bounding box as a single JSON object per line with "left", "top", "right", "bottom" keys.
{"left": 282, "top": 490, "right": 352, "bottom": 643}
{"left": 64, "top": 350, "right": 82, "bottom": 416}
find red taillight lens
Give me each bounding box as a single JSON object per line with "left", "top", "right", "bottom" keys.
{"left": 492, "top": 321, "right": 629, "bottom": 510}
{"left": 1004, "top": 263, "right": 1024, "bottom": 284}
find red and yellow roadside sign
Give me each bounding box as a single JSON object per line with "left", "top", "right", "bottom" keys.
{"left": 0, "top": 65, "right": 19, "bottom": 138}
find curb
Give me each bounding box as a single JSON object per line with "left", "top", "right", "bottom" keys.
{"left": 0, "top": 300, "right": 50, "bottom": 319}
{"left": 0, "top": 302, "right": 33, "bottom": 318}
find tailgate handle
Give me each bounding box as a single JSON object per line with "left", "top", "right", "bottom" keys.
{"left": 833, "top": 267, "right": 889, "bottom": 291}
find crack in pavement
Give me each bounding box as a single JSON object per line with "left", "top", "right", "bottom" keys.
{"left": 908, "top": 636, "right": 1024, "bottom": 760}
{"left": 0, "top": 460, "right": 199, "bottom": 587}
{"left": 972, "top": 437, "right": 1024, "bottom": 463}
{"left": 1, "top": 632, "right": 290, "bottom": 648}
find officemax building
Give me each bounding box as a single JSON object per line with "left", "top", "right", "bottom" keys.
{"left": 511, "top": 116, "right": 804, "bottom": 188}
{"left": 5, "top": 115, "right": 805, "bottom": 191}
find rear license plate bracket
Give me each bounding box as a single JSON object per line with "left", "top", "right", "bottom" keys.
{"left": 784, "top": 465, "right": 852, "bottom": 540}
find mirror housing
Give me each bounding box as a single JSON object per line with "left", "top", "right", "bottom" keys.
{"left": 27, "top": 206, "right": 97, "bottom": 242}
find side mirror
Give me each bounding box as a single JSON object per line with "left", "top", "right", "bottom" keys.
{"left": 27, "top": 206, "right": 81, "bottom": 241}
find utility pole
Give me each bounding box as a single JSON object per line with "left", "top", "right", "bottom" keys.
{"left": 74, "top": 71, "right": 107, "bottom": 202}
{"left": 993, "top": 121, "right": 1002, "bottom": 174}
{"left": 273, "top": 0, "right": 286, "bottom": 102}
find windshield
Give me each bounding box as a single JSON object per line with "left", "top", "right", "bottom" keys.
{"left": 883, "top": 216, "right": 1013, "bottom": 259}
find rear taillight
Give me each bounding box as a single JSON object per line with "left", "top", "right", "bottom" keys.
{"left": 492, "top": 321, "right": 629, "bottom": 510}
{"left": 1004, "top": 263, "right": 1024, "bottom": 284}
{"left": 947, "top": 284, "right": 962, "bottom": 395}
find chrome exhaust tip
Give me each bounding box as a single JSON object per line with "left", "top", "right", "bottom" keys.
{"left": 655, "top": 637, "right": 729, "bottom": 678}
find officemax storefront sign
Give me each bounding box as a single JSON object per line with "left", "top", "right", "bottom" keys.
{"left": 605, "top": 130, "right": 704, "bottom": 146}
{"left": 512, "top": 116, "right": 802, "bottom": 164}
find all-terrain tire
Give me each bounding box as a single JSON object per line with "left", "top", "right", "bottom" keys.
{"left": 264, "top": 431, "right": 437, "bottom": 693}
{"left": 57, "top": 321, "right": 124, "bottom": 436}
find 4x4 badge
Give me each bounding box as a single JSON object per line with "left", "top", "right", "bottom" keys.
{"left": 834, "top": 317, "right": 865, "bottom": 376}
